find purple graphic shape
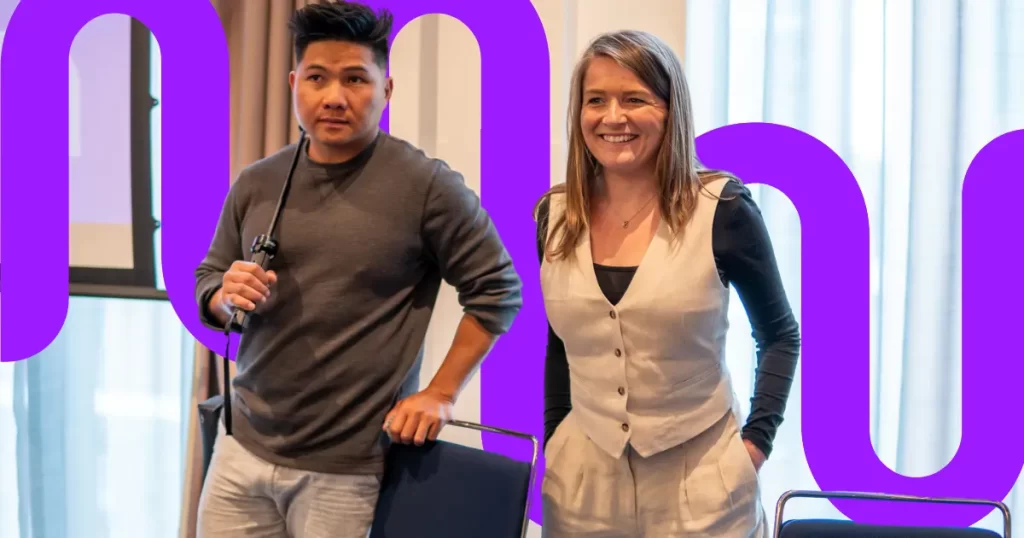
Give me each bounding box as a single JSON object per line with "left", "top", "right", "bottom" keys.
{"left": 362, "top": 0, "right": 552, "bottom": 525}
{"left": 697, "top": 122, "right": 1023, "bottom": 528}
{"left": 0, "top": 0, "right": 229, "bottom": 362}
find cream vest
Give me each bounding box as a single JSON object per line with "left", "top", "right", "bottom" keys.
{"left": 540, "top": 177, "right": 737, "bottom": 459}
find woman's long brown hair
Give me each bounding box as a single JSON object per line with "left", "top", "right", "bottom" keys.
{"left": 536, "top": 30, "right": 737, "bottom": 262}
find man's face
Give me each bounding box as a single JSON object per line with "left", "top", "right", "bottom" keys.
{"left": 289, "top": 40, "right": 392, "bottom": 162}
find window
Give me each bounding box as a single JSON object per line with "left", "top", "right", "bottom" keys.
{"left": 685, "top": 1, "right": 1024, "bottom": 532}
{"left": 0, "top": 19, "right": 194, "bottom": 538}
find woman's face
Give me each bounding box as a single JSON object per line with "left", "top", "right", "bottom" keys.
{"left": 580, "top": 56, "right": 667, "bottom": 177}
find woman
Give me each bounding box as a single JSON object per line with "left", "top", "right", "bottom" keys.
{"left": 536, "top": 30, "right": 801, "bottom": 537}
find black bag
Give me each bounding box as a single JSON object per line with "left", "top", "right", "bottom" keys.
{"left": 197, "top": 394, "right": 224, "bottom": 482}
{"left": 197, "top": 348, "right": 233, "bottom": 483}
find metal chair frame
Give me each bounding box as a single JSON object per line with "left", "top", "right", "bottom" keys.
{"left": 774, "top": 489, "right": 1012, "bottom": 538}
{"left": 403, "top": 418, "right": 539, "bottom": 538}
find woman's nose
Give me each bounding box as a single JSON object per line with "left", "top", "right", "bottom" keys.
{"left": 602, "top": 101, "right": 626, "bottom": 123}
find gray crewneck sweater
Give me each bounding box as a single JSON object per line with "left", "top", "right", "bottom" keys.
{"left": 195, "top": 132, "right": 523, "bottom": 475}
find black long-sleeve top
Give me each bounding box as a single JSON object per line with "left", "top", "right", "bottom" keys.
{"left": 538, "top": 180, "right": 801, "bottom": 459}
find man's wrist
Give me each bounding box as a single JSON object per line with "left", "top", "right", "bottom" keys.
{"left": 422, "top": 314, "right": 497, "bottom": 403}
{"left": 206, "top": 288, "right": 230, "bottom": 326}
{"left": 424, "top": 381, "right": 458, "bottom": 403}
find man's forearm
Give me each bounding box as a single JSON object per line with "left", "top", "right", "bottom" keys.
{"left": 426, "top": 313, "right": 500, "bottom": 401}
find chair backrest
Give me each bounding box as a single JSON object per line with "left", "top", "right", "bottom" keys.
{"left": 370, "top": 421, "right": 536, "bottom": 538}
{"left": 774, "top": 490, "right": 1012, "bottom": 538}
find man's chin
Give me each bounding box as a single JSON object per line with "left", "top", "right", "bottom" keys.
{"left": 315, "top": 127, "right": 368, "bottom": 145}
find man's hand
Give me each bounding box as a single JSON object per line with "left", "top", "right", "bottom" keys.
{"left": 743, "top": 439, "right": 767, "bottom": 472}
{"left": 210, "top": 261, "right": 278, "bottom": 323}
{"left": 383, "top": 387, "right": 455, "bottom": 446}
{"left": 382, "top": 314, "right": 495, "bottom": 446}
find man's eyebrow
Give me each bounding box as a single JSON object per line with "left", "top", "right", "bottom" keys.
{"left": 304, "top": 63, "right": 370, "bottom": 73}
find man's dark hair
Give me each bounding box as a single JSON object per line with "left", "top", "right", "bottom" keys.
{"left": 289, "top": 1, "right": 393, "bottom": 68}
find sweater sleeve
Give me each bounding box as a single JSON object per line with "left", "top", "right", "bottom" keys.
{"left": 194, "top": 173, "right": 248, "bottom": 332}
{"left": 537, "top": 196, "right": 572, "bottom": 450}
{"left": 421, "top": 163, "right": 524, "bottom": 335}
{"left": 713, "top": 180, "right": 801, "bottom": 459}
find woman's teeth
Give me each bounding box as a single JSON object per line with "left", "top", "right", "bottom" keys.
{"left": 602, "top": 134, "right": 638, "bottom": 143}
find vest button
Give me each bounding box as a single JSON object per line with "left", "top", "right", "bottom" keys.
{"left": 609, "top": 310, "right": 617, "bottom": 319}
{"left": 617, "top": 386, "right": 625, "bottom": 395}
{"left": 621, "top": 423, "right": 629, "bottom": 432}
{"left": 614, "top": 348, "right": 622, "bottom": 357}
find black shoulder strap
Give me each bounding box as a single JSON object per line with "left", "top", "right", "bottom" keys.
{"left": 222, "top": 327, "right": 232, "bottom": 435}
{"left": 220, "top": 133, "right": 308, "bottom": 436}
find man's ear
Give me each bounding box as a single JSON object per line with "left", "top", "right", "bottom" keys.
{"left": 289, "top": 71, "right": 296, "bottom": 88}
{"left": 384, "top": 77, "right": 394, "bottom": 101}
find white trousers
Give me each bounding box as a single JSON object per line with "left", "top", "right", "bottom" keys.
{"left": 541, "top": 410, "right": 768, "bottom": 537}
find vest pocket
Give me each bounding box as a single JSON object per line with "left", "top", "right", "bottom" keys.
{"left": 665, "top": 362, "right": 722, "bottom": 396}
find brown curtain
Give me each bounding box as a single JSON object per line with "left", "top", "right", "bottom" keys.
{"left": 177, "top": 1, "right": 311, "bottom": 536}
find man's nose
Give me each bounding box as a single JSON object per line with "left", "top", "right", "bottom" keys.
{"left": 323, "top": 84, "right": 349, "bottom": 109}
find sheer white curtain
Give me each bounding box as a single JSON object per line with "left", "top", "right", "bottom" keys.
{"left": 685, "top": 0, "right": 1024, "bottom": 532}
{"left": 0, "top": 297, "right": 195, "bottom": 538}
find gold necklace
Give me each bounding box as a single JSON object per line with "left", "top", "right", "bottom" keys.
{"left": 616, "top": 193, "right": 657, "bottom": 228}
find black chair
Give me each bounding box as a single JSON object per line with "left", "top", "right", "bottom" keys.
{"left": 369, "top": 419, "right": 538, "bottom": 538}
{"left": 774, "top": 490, "right": 1012, "bottom": 537}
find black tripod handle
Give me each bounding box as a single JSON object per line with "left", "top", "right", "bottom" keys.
{"left": 227, "top": 237, "right": 277, "bottom": 334}
{"left": 225, "top": 133, "right": 304, "bottom": 335}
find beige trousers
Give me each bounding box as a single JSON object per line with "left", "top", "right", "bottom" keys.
{"left": 541, "top": 410, "right": 768, "bottom": 537}
{"left": 196, "top": 424, "right": 380, "bottom": 538}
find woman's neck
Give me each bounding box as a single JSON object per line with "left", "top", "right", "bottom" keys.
{"left": 596, "top": 170, "right": 659, "bottom": 207}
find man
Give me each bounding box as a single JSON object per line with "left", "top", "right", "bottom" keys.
{"left": 193, "top": 2, "right": 523, "bottom": 536}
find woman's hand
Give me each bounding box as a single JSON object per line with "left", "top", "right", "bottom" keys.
{"left": 743, "top": 439, "right": 767, "bottom": 471}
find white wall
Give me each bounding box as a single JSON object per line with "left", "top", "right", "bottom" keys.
{"left": 387, "top": 2, "right": 689, "bottom": 534}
